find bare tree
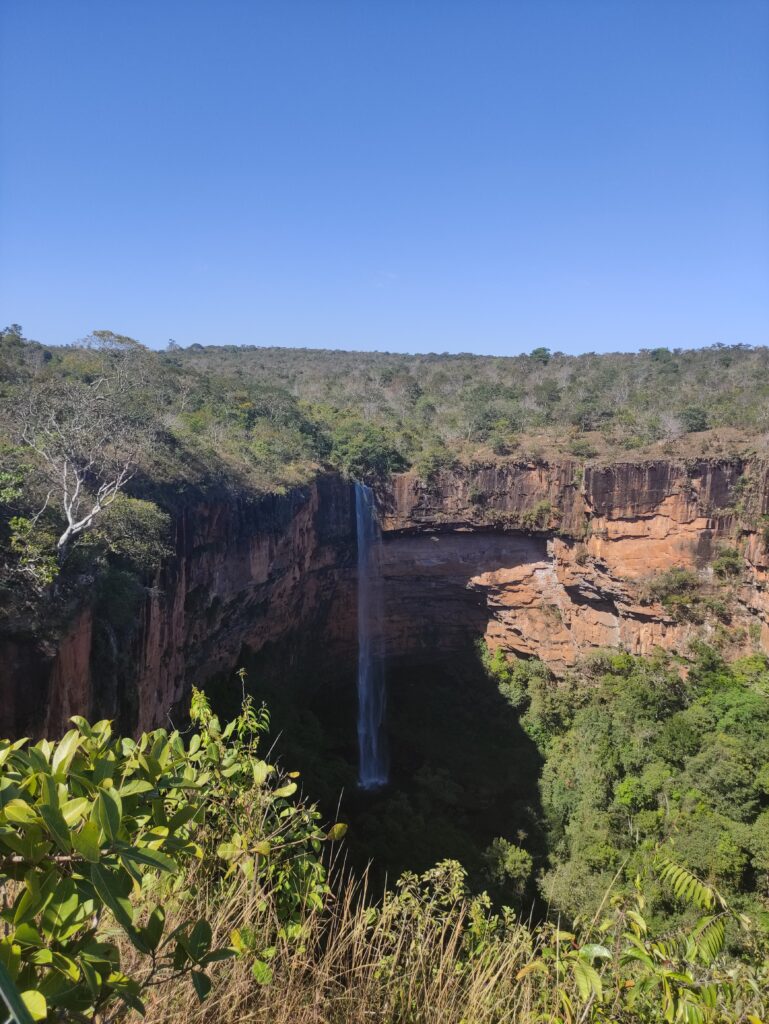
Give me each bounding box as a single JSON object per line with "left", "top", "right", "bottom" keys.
{"left": 17, "top": 343, "right": 156, "bottom": 559}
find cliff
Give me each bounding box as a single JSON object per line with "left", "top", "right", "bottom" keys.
{"left": 378, "top": 458, "right": 768, "bottom": 671}
{"left": 0, "top": 475, "right": 357, "bottom": 738}
{"left": 2, "top": 457, "right": 767, "bottom": 738}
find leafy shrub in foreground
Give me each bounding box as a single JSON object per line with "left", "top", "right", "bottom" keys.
{"left": 0, "top": 685, "right": 342, "bottom": 1021}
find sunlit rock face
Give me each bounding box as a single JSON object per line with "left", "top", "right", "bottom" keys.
{"left": 2, "top": 457, "right": 767, "bottom": 738}
{"left": 377, "top": 459, "right": 768, "bottom": 673}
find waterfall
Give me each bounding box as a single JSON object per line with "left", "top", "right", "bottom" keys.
{"left": 355, "top": 481, "right": 389, "bottom": 789}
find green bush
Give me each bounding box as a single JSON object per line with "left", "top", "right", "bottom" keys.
{"left": 568, "top": 437, "right": 598, "bottom": 459}
{"left": 325, "top": 418, "right": 406, "bottom": 479}
{"left": 712, "top": 546, "right": 742, "bottom": 578}
{"left": 484, "top": 645, "right": 769, "bottom": 934}
{"left": 680, "top": 406, "right": 709, "bottom": 432}
{"left": 0, "top": 687, "right": 342, "bottom": 1021}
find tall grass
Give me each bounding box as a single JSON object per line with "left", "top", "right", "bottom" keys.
{"left": 120, "top": 850, "right": 769, "bottom": 1024}
{"left": 124, "top": 861, "right": 563, "bottom": 1024}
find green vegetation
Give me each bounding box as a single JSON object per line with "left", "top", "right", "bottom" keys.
{"left": 484, "top": 645, "right": 769, "bottom": 941}
{"left": 637, "top": 558, "right": 745, "bottom": 627}
{"left": 3, "top": 327, "right": 769, "bottom": 1019}
{"left": 0, "top": 686, "right": 343, "bottom": 1021}
{"left": 1, "top": 684, "right": 768, "bottom": 1023}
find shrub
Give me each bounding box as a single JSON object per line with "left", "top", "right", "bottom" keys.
{"left": 0, "top": 687, "right": 342, "bottom": 1022}
{"left": 326, "top": 419, "right": 406, "bottom": 479}
{"left": 520, "top": 500, "right": 554, "bottom": 531}
{"left": 412, "top": 443, "right": 455, "bottom": 482}
{"left": 680, "top": 406, "right": 709, "bottom": 432}
{"left": 482, "top": 838, "right": 533, "bottom": 897}
{"left": 568, "top": 437, "right": 598, "bottom": 459}
{"left": 712, "top": 545, "right": 742, "bottom": 578}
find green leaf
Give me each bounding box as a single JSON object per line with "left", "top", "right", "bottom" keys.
{"left": 181, "top": 920, "right": 212, "bottom": 962}
{"left": 61, "top": 797, "right": 90, "bottom": 827}
{"left": 80, "top": 958, "right": 102, "bottom": 998}
{"left": 72, "top": 820, "right": 102, "bottom": 862}
{"left": 201, "top": 948, "right": 236, "bottom": 965}
{"left": 140, "top": 907, "right": 165, "bottom": 951}
{"left": 326, "top": 822, "right": 348, "bottom": 841}
{"left": 167, "top": 805, "right": 199, "bottom": 831}
{"left": 13, "top": 924, "right": 44, "bottom": 948}
{"left": 90, "top": 864, "right": 147, "bottom": 952}
{"left": 0, "top": 738, "right": 28, "bottom": 770}
{"left": 13, "top": 870, "right": 58, "bottom": 926}
{"left": 572, "top": 957, "right": 602, "bottom": 1001}
{"left": 51, "top": 729, "right": 82, "bottom": 775}
{"left": 93, "top": 789, "right": 122, "bottom": 842}
{"left": 3, "top": 799, "right": 39, "bottom": 825}
{"left": 272, "top": 782, "right": 297, "bottom": 799}
{"left": 21, "top": 990, "right": 48, "bottom": 1021}
{"left": 41, "top": 884, "right": 82, "bottom": 941}
{"left": 118, "top": 778, "right": 155, "bottom": 797}
{"left": 252, "top": 959, "right": 273, "bottom": 985}
{"left": 579, "top": 943, "right": 612, "bottom": 963}
{"left": 39, "top": 803, "right": 72, "bottom": 853}
{"left": 117, "top": 844, "right": 178, "bottom": 874}
{"left": 192, "top": 969, "right": 212, "bottom": 1001}
{"left": 107, "top": 971, "right": 145, "bottom": 1015}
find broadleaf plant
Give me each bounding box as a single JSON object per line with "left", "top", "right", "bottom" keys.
{"left": 0, "top": 682, "right": 345, "bottom": 1021}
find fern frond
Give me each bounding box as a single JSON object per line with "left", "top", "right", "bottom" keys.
{"left": 691, "top": 915, "right": 726, "bottom": 965}
{"left": 655, "top": 857, "right": 716, "bottom": 910}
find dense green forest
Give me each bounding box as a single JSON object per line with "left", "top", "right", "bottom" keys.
{"left": 232, "top": 639, "right": 769, "bottom": 935}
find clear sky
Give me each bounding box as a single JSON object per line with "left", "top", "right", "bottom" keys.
{"left": 1, "top": 1, "right": 768, "bottom": 355}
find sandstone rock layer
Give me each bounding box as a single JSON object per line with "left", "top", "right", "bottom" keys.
{"left": 2, "top": 458, "right": 767, "bottom": 737}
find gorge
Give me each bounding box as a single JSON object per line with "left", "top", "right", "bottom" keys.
{"left": 2, "top": 455, "right": 768, "bottom": 742}
{"left": 2, "top": 449, "right": 769, "bottom": 920}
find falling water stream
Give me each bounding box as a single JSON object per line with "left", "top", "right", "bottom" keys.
{"left": 355, "top": 482, "right": 389, "bottom": 789}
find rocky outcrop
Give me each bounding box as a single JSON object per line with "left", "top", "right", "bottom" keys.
{"left": 126, "top": 475, "right": 356, "bottom": 733}
{"left": 2, "top": 457, "right": 767, "bottom": 738}
{"left": 376, "top": 458, "right": 768, "bottom": 673}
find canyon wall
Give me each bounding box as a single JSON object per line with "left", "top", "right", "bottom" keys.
{"left": 0, "top": 475, "right": 357, "bottom": 738}
{"left": 377, "top": 458, "right": 769, "bottom": 672}
{"left": 2, "top": 457, "right": 768, "bottom": 738}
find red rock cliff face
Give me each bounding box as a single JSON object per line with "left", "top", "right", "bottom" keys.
{"left": 376, "top": 458, "right": 768, "bottom": 673}
{"left": 2, "top": 458, "right": 767, "bottom": 738}
{"left": 0, "top": 475, "right": 357, "bottom": 738}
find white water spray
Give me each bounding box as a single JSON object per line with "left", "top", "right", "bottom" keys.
{"left": 355, "top": 482, "right": 389, "bottom": 789}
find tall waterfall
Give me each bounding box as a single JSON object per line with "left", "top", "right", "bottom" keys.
{"left": 355, "top": 482, "right": 389, "bottom": 789}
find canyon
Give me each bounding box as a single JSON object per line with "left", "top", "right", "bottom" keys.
{"left": 1, "top": 456, "right": 768, "bottom": 740}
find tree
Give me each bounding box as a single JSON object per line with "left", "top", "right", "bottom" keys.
{"left": 529, "top": 346, "right": 551, "bottom": 364}
{"left": 680, "top": 405, "right": 709, "bottom": 432}
{"left": 16, "top": 334, "right": 156, "bottom": 559}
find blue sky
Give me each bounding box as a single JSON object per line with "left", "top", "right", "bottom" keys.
{"left": 1, "top": 1, "right": 767, "bottom": 355}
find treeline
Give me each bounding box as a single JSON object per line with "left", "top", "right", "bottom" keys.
{"left": 174, "top": 337, "right": 769, "bottom": 467}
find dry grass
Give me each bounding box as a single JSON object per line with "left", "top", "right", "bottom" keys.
{"left": 124, "top": 864, "right": 559, "bottom": 1024}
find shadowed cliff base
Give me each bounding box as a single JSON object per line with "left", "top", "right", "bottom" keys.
{"left": 210, "top": 638, "right": 544, "bottom": 908}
